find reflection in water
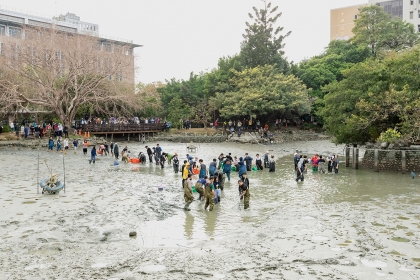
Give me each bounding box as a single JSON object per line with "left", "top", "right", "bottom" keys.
{"left": 183, "top": 211, "right": 194, "bottom": 240}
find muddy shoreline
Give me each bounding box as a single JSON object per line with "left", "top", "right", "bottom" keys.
{"left": 0, "top": 140, "right": 419, "bottom": 279}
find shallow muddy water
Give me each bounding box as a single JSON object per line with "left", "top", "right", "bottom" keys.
{"left": 0, "top": 140, "right": 419, "bottom": 279}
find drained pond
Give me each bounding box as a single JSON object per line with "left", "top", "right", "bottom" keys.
{"left": 0, "top": 140, "right": 419, "bottom": 279}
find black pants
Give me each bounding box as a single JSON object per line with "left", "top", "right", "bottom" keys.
{"left": 148, "top": 154, "right": 153, "bottom": 163}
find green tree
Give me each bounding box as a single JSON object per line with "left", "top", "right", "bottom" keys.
{"left": 352, "top": 5, "right": 418, "bottom": 58}
{"left": 134, "top": 82, "right": 164, "bottom": 117}
{"left": 319, "top": 47, "right": 420, "bottom": 144}
{"left": 166, "top": 96, "right": 191, "bottom": 126}
{"left": 240, "top": 1, "right": 291, "bottom": 72}
{"left": 216, "top": 65, "right": 311, "bottom": 119}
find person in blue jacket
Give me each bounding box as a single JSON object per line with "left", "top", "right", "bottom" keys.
{"left": 222, "top": 157, "right": 232, "bottom": 182}
{"left": 48, "top": 137, "right": 54, "bottom": 152}
{"left": 244, "top": 153, "right": 253, "bottom": 171}
{"left": 238, "top": 157, "right": 247, "bottom": 178}
{"left": 209, "top": 158, "right": 217, "bottom": 176}
{"left": 89, "top": 146, "right": 97, "bottom": 164}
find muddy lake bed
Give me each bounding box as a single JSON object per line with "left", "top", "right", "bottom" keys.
{"left": 0, "top": 140, "right": 419, "bottom": 279}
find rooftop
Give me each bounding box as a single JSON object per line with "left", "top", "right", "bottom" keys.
{"left": 0, "top": 5, "right": 141, "bottom": 47}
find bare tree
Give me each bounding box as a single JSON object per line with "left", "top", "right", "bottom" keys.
{"left": 0, "top": 26, "right": 138, "bottom": 126}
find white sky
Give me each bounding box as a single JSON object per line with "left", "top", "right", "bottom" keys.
{"left": 2, "top": 0, "right": 366, "bottom": 83}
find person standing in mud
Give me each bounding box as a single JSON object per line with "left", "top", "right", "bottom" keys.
{"left": 182, "top": 161, "right": 190, "bottom": 188}
{"left": 240, "top": 173, "right": 249, "bottom": 197}
{"left": 238, "top": 178, "right": 250, "bottom": 209}
{"left": 145, "top": 146, "right": 153, "bottom": 163}
{"left": 333, "top": 155, "right": 339, "bottom": 174}
{"left": 264, "top": 151, "right": 269, "bottom": 168}
{"left": 209, "top": 158, "right": 217, "bottom": 176}
{"left": 183, "top": 174, "right": 194, "bottom": 211}
{"left": 244, "top": 153, "right": 253, "bottom": 171}
{"left": 195, "top": 175, "right": 206, "bottom": 201}
{"left": 255, "top": 154, "right": 263, "bottom": 170}
{"left": 318, "top": 155, "right": 326, "bottom": 174}
{"left": 294, "top": 152, "right": 300, "bottom": 171}
{"left": 160, "top": 152, "right": 166, "bottom": 168}
{"left": 110, "top": 142, "right": 114, "bottom": 157}
{"left": 198, "top": 159, "right": 207, "bottom": 179}
{"left": 73, "top": 138, "right": 78, "bottom": 154}
{"left": 83, "top": 139, "right": 89, "bottom": 155}
{"left": 204, "top": 176, "right": 215, "bottom": 211}
{"left": 113, "top": 143, "right": 119, "bottom": 160}
{"left": 222, "top": 157, "right": 232, "bottom": 182}
{"left": 269, "top": 155, "right": 276, "bottom": 172}
{"left": 172, "top": 153, "right": 180, "bottom": 173}
{"left": 296, "top": 155, "right": 304, "bottom": 182}
{"left": 155, "top": 144, "right": 162, "bottom": 158}
{"left": 89, "top": 146, "right": 97, "bottom": 164}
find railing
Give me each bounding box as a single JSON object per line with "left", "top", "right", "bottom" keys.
{"left": 80, "top": 123, "right": 166, "bottom": 133}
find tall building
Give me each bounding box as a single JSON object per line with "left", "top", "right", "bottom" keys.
{"left": 369, "top": 0, "right": 420, "bottom": 31}
{"left": 0, "top": 7, "right": 140, "bottom": 82}
{"left": 330, "top": 4, "right": 366, "bottom": 41}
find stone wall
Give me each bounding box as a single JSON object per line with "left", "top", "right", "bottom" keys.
{"left": 362, "top": 149, "right": 420, "bottom": 172}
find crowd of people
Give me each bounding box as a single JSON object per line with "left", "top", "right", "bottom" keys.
{"left": 52, "top": 140, "right": 283, "bottom": 212}
{"left": 293, "top": 152, "right": 339, "bottom": 182}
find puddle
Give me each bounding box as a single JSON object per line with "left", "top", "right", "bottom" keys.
{"left": 412, "top": 258, "right": 420, "bottom": 262}
{"left": 397, "top": 225, "right": 408, "bottom": 229}
{"left": 397, "top": 216, "right": 410, "bottom": 220}
{"left": 22, "top": 201, "right": 36, "bottom": 204}
{"left": 389, "top": 250, "right": 404, "bottom": 256}
{"left": 371, "top": 222, "right": 385, "bottom": 227}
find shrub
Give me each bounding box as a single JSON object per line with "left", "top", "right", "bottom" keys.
{"left": 377, "top": 128, "right": 401, "bottom": 144}
{"left": 1, "top": 125, "right": 11, "bottom": 133}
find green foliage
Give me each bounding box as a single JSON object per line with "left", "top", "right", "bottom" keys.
{"left": 319, "top": 47, "right": 420, "bottom": 144}
{"left": 377, "top": 128, "right": 401, "bottom": 143}
{"left": 352, "top": 5, "right": 419, "bottom": 58}
{"left": 216, "top": 65, "right": 311, "bottom": 119}
{"left": 166, "top": 97, "right": 191, "bottom": 125}
{"left": 240, "top": 2, "right": 291, "bottom": 72}
{"left": 2, "top": 125, "right": 11, "bottom": 133}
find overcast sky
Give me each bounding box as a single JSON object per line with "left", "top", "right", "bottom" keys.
{"left": 3, "top": 0, "right": 366, "bottom": 83}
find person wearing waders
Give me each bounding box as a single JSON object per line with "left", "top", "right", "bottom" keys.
{"left": 264, "top": 151, "right": 269, "bottom": 168}
{"left": 333, "top": 155, "right": 339, "bottom": 174}
{"left": 244, "top": 153, "right": 253, "bottom": 171}
{"left": 240, "top": 173, "right": 249, "bottom": 197}
{"left": 145, "top": 146, "right": 153, "bottom": 163}
{"left": 296, "top": 155, "right": 305, "bottom": 182}
{"left": 216, "top": 171, "right": 225, "bottom": 191}
{"left": 160, "top": 152, "right": 166, "bottom": 168}
{"left": 238, "top": 179, "right": 250, "bottom": 209}
{"left": 110, "top": 142, "right": 114, "bottom": 157}
{"left": 318, "top": 155, "right": 326, "bottom": 174}
{"left": 255, "top": 154, "right": 263, "bottom": 170}
{"left": 182, "top": 161, "right": 190, "bottom": 189}
{"left": 113, "top": 143, "right": 119, "bottom": 160}
{"left": 209, "top": 158, "right": 217, "bottom": 176}
{"left": 222, "top": 157, "right": 232, "bottom": 182}
{"left": 269, "top": 155, "right": 276, "bottom": 172}
{"left": 238, "top": 157, "right": 247, "bottom": 178}
{"left": 195, "top": 176, "right": 206, "bottom": 201}
{"left": 198, "top": 159, "right": 207, "bottom": 179}
{"left": 172, "top": 153, "right": 180, "bottom": 173}
{"left": 183, "top": 174, "right": 194, "bottom": 211}
{"left": 155, "top": 144, "right": 162, "bottom": 158}
{"left": 204, "top": 176, "right": 216, "bottom": 211}
{"left": 294, "top": 152, "right": 300, "bottom": 171}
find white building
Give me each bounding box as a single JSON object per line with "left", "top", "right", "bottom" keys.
{"left": 369, "top": 0, "right": 420, "bottom": 31}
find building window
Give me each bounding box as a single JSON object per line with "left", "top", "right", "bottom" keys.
{"left": 418, "top": 24, "right": 420, "bottom": 32}
{"left": 8, "top": 27, "right": 21, "bottom": 38}
{"left": 411, "top": 0, "right": 414, "bottom": 4}
{"left": 418, "top": 10, "right": 420, "bottom": 18}
{"left": 354, "top": 15, "right": 358, "bottom": 20}
{"left": 0, "top": 42, "right": 4, "bottom": 56}
{"left": 0, "top": 25, "right": 5, "bottom": 36}
{"left": 410, "top": 11, "right": 414, "bottom": 19}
